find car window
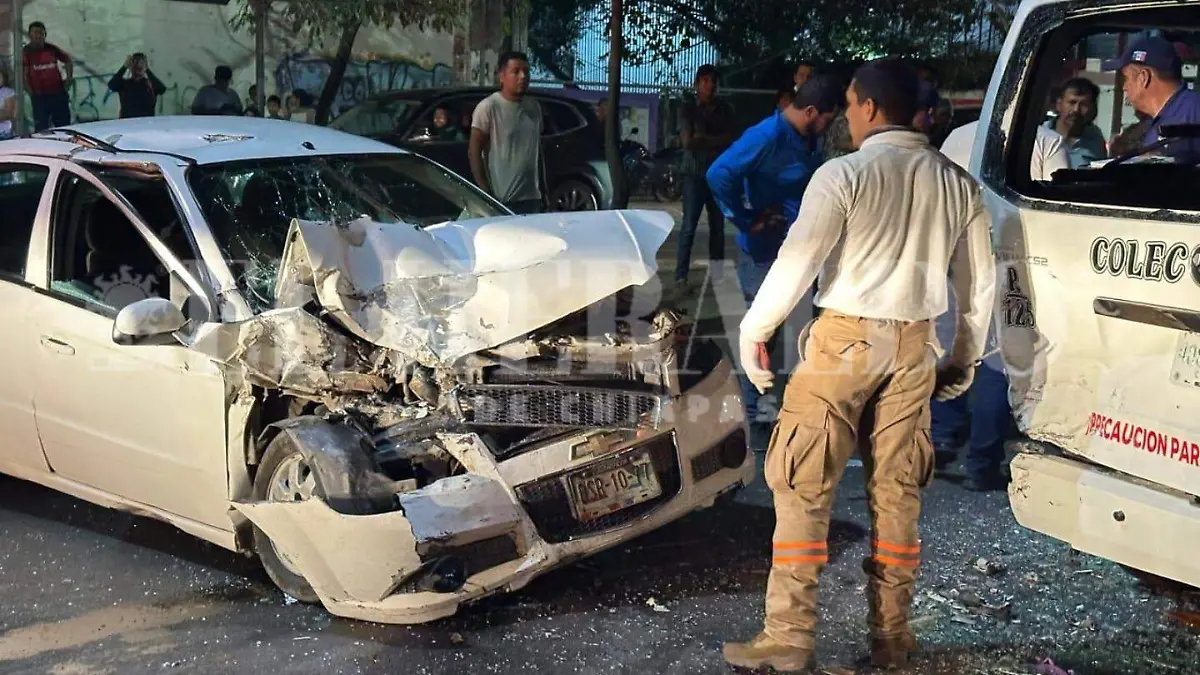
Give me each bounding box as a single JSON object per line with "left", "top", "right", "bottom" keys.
{"left": 409, "top": 95, "right": 485, "bottom": 143}
{"left": 48, "top": 174, "right": 172, "bottom": 316}
{"left": 0, "top": 164, "right": 50, "bottom": 281}
{"left": 331, "top": 99, "right": 419, "bottom": 137}
{"left": 186, "top": 152, "right": 508, "bottom": 313}
{"left": 541, "top": 100, "right": 585, "bottom": 136}
{"left": 994, "top": 8, "right": 1200, "bottom": 211}
{"left": 88, "top": 167, "right": 199, "bottom": 273}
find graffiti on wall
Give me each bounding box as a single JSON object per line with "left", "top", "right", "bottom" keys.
{"left": 276, "top": 55, "right": 455, "bottom": 119}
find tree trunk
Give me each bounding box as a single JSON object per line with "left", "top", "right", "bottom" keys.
{"left": 315, "top": 21, "right": 360, "bottom": 126}
{"left": 606, "top": 0, "right": 627, "bottom": 208}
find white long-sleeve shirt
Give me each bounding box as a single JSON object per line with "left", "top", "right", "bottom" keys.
{"left": 939, "top": 120, "right": 1069, "bottom": 181}
{"left": 739, "top": 128, "right": 996, "bottom": 367}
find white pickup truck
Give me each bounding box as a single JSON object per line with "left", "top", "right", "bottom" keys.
{"left": 968, "top": 0, "right": 1200, "bottom": 587}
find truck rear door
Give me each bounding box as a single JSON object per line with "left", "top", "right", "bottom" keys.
{"left": 977, "top": 0, "right": 1200, "bottom": 496}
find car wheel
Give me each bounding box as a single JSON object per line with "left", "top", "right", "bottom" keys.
{"left": 653, "top": 169, "right": 682, "bottom": 202}
{"left": 251, "top": 434, "right": 321, "bottom": 604}
{"left": 550, "top": 179, "right": 599, "bottom": 212}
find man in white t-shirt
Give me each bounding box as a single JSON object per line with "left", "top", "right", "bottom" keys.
{"left": 928, "top": 120, "right": 1068, "bottom": 491}
{"left": 940, "top": 119, "right": 1069, "bottom": 181}
{"left": 468, "top": 51, "right": 544, "bottom": 214}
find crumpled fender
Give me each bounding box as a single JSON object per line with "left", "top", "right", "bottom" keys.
{"left": 261, "top": 416, "right": 396, "bottom": 515}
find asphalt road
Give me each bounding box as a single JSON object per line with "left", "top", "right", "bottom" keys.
{"left": 2, "top": 204, "right": 1199, "bottom": 675}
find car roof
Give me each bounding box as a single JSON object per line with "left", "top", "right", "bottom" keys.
{"left": 1, "top": 116, "right": 407, "bottom": 165}
{"left": 369, "top": 86, "right": 588, "bottom": 106}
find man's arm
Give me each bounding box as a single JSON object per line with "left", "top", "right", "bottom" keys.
{"left": 739, "top": 165, "right": 847, "bottom": 345}
{"left": 468, "top": 100, "right": 494, "bottom": 195}
{"left": 56, "top": 46, "right": 73, "bottom": 81}
{"left": 705, "top": 123, "right": 770, "bottom": 230}
{"left": 947, "top": 193, "right": 997, "bottom": 367}
{"left": 108, "top": 67, "right": 127, "bottom": 92}
{"left": 148, "top": 70, "right": 167, "bottom": 96}
{"left": 190, "top": 88, "right": 206, "bottom": 115}
{"left": 677, "top": 103, "right": 696, "bottom": 150}
{"left": 468, "top": 128, "right": 492, "bottom": 195}
{"left": 1037, "top": 127, "right": 1070, "bottom": 180}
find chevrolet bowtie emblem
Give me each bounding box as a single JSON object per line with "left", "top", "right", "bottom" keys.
{"left": 570, "top": 430, "right": 629, "bottom": 461}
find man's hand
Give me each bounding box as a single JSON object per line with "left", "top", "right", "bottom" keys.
{"left": 739, "top": 336, "right": 773, "bottom": 394}
{"left": 933, "top": 363, "right": 975, "bottom": 402}
{"left": 748, "top": 206, "right": 785, "bottom": 234}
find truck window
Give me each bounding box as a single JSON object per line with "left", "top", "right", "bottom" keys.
{"left": 987, "top": 6, "right": 1199, "bottom": 213}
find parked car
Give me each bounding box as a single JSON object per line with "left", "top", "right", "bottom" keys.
{"left": 330, "top": 87, "right": 614, "bottom": 212}
{"left": 0, "top": 116, "right": 751, "bottom": 624}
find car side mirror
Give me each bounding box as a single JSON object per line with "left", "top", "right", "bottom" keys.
{"left": 112, "top": 297, "right": 186, "bottom": 346}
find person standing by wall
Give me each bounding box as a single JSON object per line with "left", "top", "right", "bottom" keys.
{"left": 705, "top": 75, "right": 843, "bottom": 450}
{"left": 108, "top": 53, "right": 166, "bottom": 119}
{"left": 722, "top": 58, "right": 994, "bottom": 671}
{"left": 23, "top": 21, "right": 73, "bottom": 131}
{"left": 469, "top": 51, "right": 545, "bottom": 215}
{"left": 675, "top": 64, "right": 735, "bottom": 295}
{"left": 191, "top": 66, "right": 242, "bottom": 116}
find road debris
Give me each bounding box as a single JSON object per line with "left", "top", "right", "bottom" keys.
{"left": 646, "top": 597, "right": 670, "bottom": 613}
{"left": 973, "top": 557, "right": 1007, "bottom": 576}
{"left": 1034, "top": 657, "right": 1073, "bottom": 675}
{"left": 449, "top": 632, "right": 466, "bottom": 646}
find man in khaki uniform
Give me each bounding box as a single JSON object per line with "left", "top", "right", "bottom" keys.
{"left": 723, "top": 58, "right": 995, "bottom": 671}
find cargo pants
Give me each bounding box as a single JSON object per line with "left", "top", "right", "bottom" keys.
{"left": 763, "top": 312, "right": 937, "bottom": 650}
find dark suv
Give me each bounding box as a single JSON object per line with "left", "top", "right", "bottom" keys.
{"left": 330, "top": 87, "right": 613, "bottom": 211}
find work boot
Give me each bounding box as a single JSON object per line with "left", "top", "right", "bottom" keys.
{"left": 723, "top": 633, "right": 816, "bottom": 672}
{"left": 870, "top": 631, "right": 918, "bottom": 669}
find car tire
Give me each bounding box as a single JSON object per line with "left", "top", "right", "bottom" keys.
{"left": 550, "top": 179, "right": 599, "bottom": 212}
{"left": 251, "top": 434, "right": 321, "bottom": 605}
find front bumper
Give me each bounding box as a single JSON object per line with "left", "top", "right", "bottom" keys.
{"left": 1009, "top": 451, "right": 1200, "bottom": 588}
{"left": 234, "top": 357, "right": 753, "bottom": 624}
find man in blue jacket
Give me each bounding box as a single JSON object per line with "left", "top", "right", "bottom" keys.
{"left": 706, "top": 75, "right": 844, "bottom": 448}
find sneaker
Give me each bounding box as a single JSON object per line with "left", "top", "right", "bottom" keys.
{"left": 963, "top": 471, "right": 1009, "bottom": 492}
{"left": 723, "top": 633, "right": 816, "bottom": 672}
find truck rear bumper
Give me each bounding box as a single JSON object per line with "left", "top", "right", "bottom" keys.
{"left": 1009, "top": 452, "right": 1200, "bottom": 588}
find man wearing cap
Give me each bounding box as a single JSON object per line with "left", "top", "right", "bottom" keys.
{"left": 722, "top": 58, "right": 994, "bottom": 671}
{"left": 705, "top": 75, "right": 843, "bottom": 450}
{"left": 1103, "top": 36, "right": 1200, "bottom": 162}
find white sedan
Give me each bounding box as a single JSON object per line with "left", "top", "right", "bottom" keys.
{"left": 0, "top": 116, "right": 753, "bottom": 624}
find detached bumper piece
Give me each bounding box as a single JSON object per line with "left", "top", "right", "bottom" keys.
{"left": 514, "top": 433, "right": 681, "bottom": 543}
{"left": 1009, "top": 452, "right": 1200, "bottom": 588}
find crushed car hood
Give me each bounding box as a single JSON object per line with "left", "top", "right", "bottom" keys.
{"left": 273, "top": 210, "right": 675, "bottom": 365}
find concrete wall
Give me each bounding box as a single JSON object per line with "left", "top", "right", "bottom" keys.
{"left": 0, "top": 0, "right": 463, "bottom": 121}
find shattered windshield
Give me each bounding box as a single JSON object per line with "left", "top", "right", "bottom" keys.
{"left": 188, "top": 153, "right": 507, "bottom": 312}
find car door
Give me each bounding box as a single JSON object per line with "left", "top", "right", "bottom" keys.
{"left": 400, "top": 94, "right": 487, "bottom": 179}
{"left": 27, "top": 162, "right": 231, "bottom": 528}
{"left": 0, "top": 160, "right": 56, "bottom": 476}
{"left": 982, "top": 4, "right": 1200, "bottom": 496}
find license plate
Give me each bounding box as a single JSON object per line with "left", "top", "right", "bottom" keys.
{"left": 564, "top": 451, "right": 662, "bottom": 522}
{"left": 1170, "top": 331, "right": 1200, "bottom": 389}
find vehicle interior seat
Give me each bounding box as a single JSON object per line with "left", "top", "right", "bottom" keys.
{"left": 83, "top": 199, "right": 164, "bottom": 307}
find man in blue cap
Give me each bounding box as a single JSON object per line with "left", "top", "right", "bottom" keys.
{"left": 1103, "top": 35, "right": 1200, "bottom": 162}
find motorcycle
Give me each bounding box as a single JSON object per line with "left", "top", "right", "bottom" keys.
{"left": 620, "top": 135, "right": 682, "bottom": 203}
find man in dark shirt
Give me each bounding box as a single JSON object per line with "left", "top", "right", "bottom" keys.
{"left": 675, "top": 64, "right": 736, "bottom": 295}
{"left": 108, "top": 53, "right": 166, "bottom": 119}
{"left": 1103, "top": 36, "right": 1200, "bottom": 162}
{"left": 23, "top": 21, "right": 72, "bottom": 131}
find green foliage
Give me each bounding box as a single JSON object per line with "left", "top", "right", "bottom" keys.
{"left": 529, "top": 0, "right": 1016, "bottom": 89}
{"left": 232, "top": 0, "right": 463, "bottom": 44}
